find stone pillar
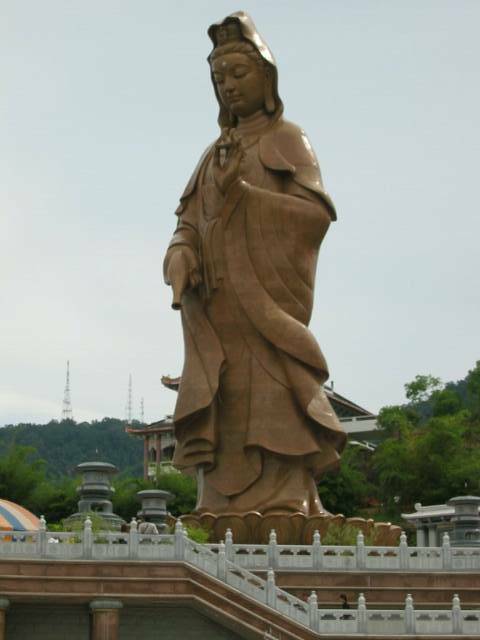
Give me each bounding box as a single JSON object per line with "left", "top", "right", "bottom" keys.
{"left": 90, "top": 600, "right": 123, "bottom": 640}
{"left": 155, "top": 433, "right": 162, "bottom": 465}
{"left": 143, "top": 438, "right": 149, "bottom": 481}
{"left": 416, "top": 525, "right": 426, "bottom": 547}
{"left": 427, "top": 524, "right": 437, "bottom": 547}
{"left": 0, "top": 598, "right": 10, "bottom": 640}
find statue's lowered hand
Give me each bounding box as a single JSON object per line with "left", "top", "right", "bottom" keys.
{"left": 165, "top": 247, "right": 201, "bottom": 310}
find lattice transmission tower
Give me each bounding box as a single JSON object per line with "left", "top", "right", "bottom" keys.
{"left": 61, "top": 360, "right": 73, "bottom": 421}
{"left": 140, "top": 397, "right": 145, "bottom": 424}
{"left": 125, "top": 374, "right": 133, "bottom": 424}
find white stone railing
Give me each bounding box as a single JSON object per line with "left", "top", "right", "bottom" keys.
{"left": 207, "top": 529, "right": 480, "bottom": 572}
{"left": 1, "top": 518, "right": 480, "bottom": 572}
{"left": 1, "top": 519, "right": 480, "bottom": 635}
{"left": 0, "top": 517, "right": 175, "bottom": 562}
{"left": 312, "top": 594, "right": 480, "bottom": 636}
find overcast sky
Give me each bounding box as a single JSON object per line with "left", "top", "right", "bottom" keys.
{"left": 1, "top": 0, "right": 479, "bottom": 426}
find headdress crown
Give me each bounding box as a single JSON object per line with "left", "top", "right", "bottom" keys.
{"left": 214, "top": 21, "right": 243, "bottom": 46}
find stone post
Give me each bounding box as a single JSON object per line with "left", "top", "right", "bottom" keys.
{"left": 307, "top": 591, "right": 318, "bottom": 631}
{"left": 399, "top": 530, "right": 409, "bottom": 570}
{"left": 267, "top": 530, "right": 278, "bottom": 569}
{"left": 266, "top": 569, "right": 276, "bottom": 608}
{"left": 312, "top": 530, "right": 322, "bottom": 570}
{"left": 36, "top": 515, "right": 47, "bottom": 558}
{"left": 404, "top": 593, "right": 415, "bottom": 634}
{"left": 356, "top": 531, "right": 366, "bottom": 569}
{"left": 442, "top": 532, "right": 452, "bottom": 569}
{"left": 357, "top": 593, "right": 367, "bottom": 634}
{"left": 83, "top": 517, "right": 93, "bottom": 559}
{"left": 452, "top": 593, "right": 462, "bottom": 635}
{"left": 217, "top": 541, "right": 226, "bottom": 581}
{"left": 90, "top": 600, "right": 123, "bottom": 640}
{"left": 128, "top": 518, "right": 138, "bottom": 559}
{"left": 427, "top": 524, "right": 437, "bottom": 547}
{"left": 224, "top": 528, "right": 234, "bottom": 562}
{"left": 0, "top": 598, "right": 10, "bottom": 640}
{"left": 174, "top": 519, "right": 185, "bottom": 560}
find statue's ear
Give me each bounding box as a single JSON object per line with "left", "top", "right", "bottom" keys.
{"left": 264, "top": 69, "right": 275, "bottom": 114}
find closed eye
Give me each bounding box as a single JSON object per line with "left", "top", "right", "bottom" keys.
{"left": 233, "top": 65, "right": 249, "bottom": 78}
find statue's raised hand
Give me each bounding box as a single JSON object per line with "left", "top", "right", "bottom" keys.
{"left": 213, "top": 130, "right": 245, "bottom": 194}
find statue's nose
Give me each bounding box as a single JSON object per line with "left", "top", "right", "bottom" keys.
{"left": 224, "top": 76, "right": 236, "bottom": 92}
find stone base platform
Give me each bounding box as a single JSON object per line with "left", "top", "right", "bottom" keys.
{"left": 174, "top": 511, "right": 402, "bottom": 545}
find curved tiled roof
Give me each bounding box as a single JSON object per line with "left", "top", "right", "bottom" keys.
{"left": 0, "top": 498, "right": 40, "bottom": 531}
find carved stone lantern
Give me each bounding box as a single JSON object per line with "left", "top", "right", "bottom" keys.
{"left": 447, "top": 495, "right": 480, "bottom": 547}
{"left": 136, "top": 489, "right": 173, "bottom": 532}
{"left": 65, "top": 461, "right": 124, "bottom": 530}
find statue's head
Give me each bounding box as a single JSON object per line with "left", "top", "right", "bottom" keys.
{"left": 208, "top": 12, "right": 283, "bottom": 127}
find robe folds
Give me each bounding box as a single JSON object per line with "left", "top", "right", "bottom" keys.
{"left": 165, "top": 116, "right": 346, "bottom": 515}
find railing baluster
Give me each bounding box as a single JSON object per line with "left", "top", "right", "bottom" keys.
{"left": 268, "top": 530, "right": 278, "bottom": 569}
{"left": 404, "top": 593, "right": 415, "bottom": 634}
{"left": 308, "top": 590, "right": 318, "bottom": 631}
{"left": 452, "top": 593, "right": 462, "bottom": 634}
{"left": 37, "top": 515, "right": 47, "bottom": 558}
{"left": 312, "top": 530, "right": 322, "bottom": 570}
{"left": 356, "top": 531, "right": 365, "bottom": 569}
{"left": 82, "top": 517, "right": 92, "bottom": 560}
{"left": 266, "top": 568, "right": 276, "bottom": 608}
{"left": 442, "top": 532, "right": 452, "bottom": 570}
{"left": 174, "top": 519, "right": 185, "bottom": 560}
{"left": 357, "top": 593, "right": 367, "bottom": 634}
{"left": 399, "top": 530, "right": 408, "bottom": 570}
{"left": 128, "top": 518, "right": 138, "bottom": 559}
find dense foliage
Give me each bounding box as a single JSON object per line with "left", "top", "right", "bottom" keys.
{"left": 318, "top": 361, "right": 480, "bottom": 523}
{"left": 1, "top": 362, "right": 479, "bottom": 528}
{"left": 0, "top": 417, "right": 143, "bottom": 477}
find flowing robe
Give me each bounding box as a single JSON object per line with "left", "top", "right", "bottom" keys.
{"left": 165, "top": 117, "right": 346, "bottom": 515}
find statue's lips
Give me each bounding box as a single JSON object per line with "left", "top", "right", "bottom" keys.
{"left": 227, "top": 95, "right": 243, "bottom": 104}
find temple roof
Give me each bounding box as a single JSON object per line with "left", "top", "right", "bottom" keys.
{"left": 127, "top": 377, "right": 375, "bottom": 437}
{"left": 161, "top": 375, "right": 374, "bottom": 419}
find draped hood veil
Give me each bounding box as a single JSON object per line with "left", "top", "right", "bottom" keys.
{"left": 207, "top": 11, "right": 284, "bottom": 128}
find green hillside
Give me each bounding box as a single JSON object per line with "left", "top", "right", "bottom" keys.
{"left": 0, "top": 417, "right": 143, "bottom": 477}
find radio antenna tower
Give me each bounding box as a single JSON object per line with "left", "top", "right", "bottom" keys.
{"left": 125, "top": 374, "right": 133, "bottom": 424}
{"left": 140, "top": 397, "right": 145, "bottom": 424}
{"left": 61, "top": 360, "right": 73, "bottom": 421}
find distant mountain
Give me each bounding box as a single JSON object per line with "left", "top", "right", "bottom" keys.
{"left": 0, "top": 418, "right": 144, "bottom": 477}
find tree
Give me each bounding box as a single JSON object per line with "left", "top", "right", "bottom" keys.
{"left": 31, "top": 477, "right": 78, "bottom": 523}
{"left": 377, "top": 405, "right": 414, "bottom": 439}
{"left": 318, "top": 446, "right": 373, "bottom": 516}
{"left": 0, "top": 446, "right": 46, "bottom": 508}
{"left": 111, "top": 471, "right": 197, "bottom": 521}
{"left": 404, "top": 375, "right": 442, "bottom": 404}
{"left": 466, "top": 361, "right": 480, "bottom": 418}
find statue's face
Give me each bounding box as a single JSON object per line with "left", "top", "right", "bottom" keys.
{"left": 211, "top": 52, "right": 266, "bottom": 118}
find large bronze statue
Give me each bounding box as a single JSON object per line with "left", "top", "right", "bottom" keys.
{"left": 164, "top": 12, "right": 346, "bottom": 524}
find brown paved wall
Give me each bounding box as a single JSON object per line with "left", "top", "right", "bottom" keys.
{"left": 271, "top": 570, "right": 480, "bottom": 607}
{"left": 1, "top": 559, "right": 480, "bottom": 640}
